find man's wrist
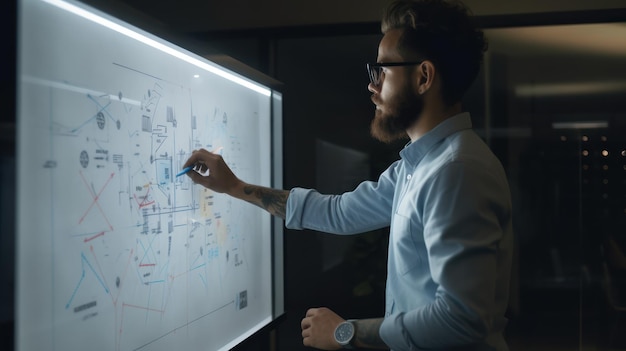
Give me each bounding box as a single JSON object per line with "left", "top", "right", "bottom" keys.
{"left": 347, "top": 319, "right": 358, "bottom": 348}
{"left": 352, "top": 318, "right": 388, "bottom": 350}
{"left": 334, "top": 320, "right": 357, "bottom": 349}
{"left": 240, "top": 183, "right": 289, "bottom": 219}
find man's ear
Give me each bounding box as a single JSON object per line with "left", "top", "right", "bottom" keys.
{"left": 417, "top": 60, "right": 435, "bottom": 95}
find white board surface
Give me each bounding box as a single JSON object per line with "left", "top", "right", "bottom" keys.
{"left": 16, "top": 1, "right": 279, "bottom": 350}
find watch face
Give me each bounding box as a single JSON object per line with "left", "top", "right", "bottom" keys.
{"left": 334, "top": 321, "right": 355, "bottom": 344}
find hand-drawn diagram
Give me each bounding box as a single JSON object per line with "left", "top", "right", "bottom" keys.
{"left": 17, "top": 1, "right": 275, "bottom": 351}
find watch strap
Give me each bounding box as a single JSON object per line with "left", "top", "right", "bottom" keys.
{"left": 345, "top": 319, "right": 357, "bottom": 349}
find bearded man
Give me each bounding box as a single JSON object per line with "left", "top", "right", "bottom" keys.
{"left": 183, "top": 1, "right": 514, "bottom": 350}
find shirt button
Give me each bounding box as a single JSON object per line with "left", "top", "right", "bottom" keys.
{"left": 406, "top": 174, "right": 412, "bottom": 180}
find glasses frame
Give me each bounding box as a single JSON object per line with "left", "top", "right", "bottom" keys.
{"left": 366, "top": 61, "right": 424, "bottom": 86}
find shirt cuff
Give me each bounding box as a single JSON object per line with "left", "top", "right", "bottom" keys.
{"left": 285, "top": 187, "right": 311, "bottom": 230}
{"left": 380, "top": 312, "right": 416, "bottom": 351}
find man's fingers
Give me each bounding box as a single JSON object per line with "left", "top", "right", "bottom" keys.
{"left": 306, "top": 308, "right": 318, "bottom": 317}
{"left": 182, "top": 153, "right": 199, "bottom": 169}
{"left": 185, "top": 170, "right": 201, "bottom": 186}
{"left": 186, "top": 169, "right": 200, "bottom": 180}
{"left": 183, "top": 150, "right": 213, "bottom": 173}
{"left": 182, "top": 148, "right": 214, "bottom": 169}
{"left": 301, "top": 324, "right": 313, "bottom": 347}
{"left": 301, "top": 317, "right": 311, "bottom": 330}
{"left": 193, "top": 162, "right": 209, "bottom": 176}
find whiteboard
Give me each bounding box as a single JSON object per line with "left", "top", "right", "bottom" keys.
{"left": 16, "top": 1, "right": 281, "bottom": 350}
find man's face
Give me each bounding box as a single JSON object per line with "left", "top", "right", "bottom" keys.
{"left": 368, "top": 29, "right": 423, "bottom": 144}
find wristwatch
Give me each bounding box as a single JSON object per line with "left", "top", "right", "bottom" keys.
{"left": 334, "top": 319, "right": 356, "bottom": 349}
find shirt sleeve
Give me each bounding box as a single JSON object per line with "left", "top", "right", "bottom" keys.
{"left": 380, "top": 160, "right": 512, "bottom": 350}
{"left": 285, "top": 161, "right": 400, "bottom": 234}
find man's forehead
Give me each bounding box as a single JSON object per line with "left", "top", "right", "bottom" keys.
{"left": 377, "top": 28, "right": 404, "bottom": 62}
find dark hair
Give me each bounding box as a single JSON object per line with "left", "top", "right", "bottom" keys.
{"left": 381, "top": 0, "right": 487, "bottom": 106}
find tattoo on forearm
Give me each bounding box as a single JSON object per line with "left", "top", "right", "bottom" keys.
{"left": 355, "top": 318, "right": 389, "bottom": 350}
{"left": 243, "top": 185, "right": 288, "bottom": 219}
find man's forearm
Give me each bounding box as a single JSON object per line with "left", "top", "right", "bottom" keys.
{"left": 353, "top": 318, "right": 389, "bottom": 350}
{"left": 238, "top": 183, "right": 289, "bottom": 219}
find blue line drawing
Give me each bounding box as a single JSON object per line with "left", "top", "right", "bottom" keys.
{"left": 65, "top": 252, "right": 109, "bottom": 309}
{"left": 70, "top": 98, "right": 112, "bottom": 133}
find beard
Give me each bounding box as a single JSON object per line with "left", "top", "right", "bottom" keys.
{"left": 370, "top": 87, "right": 423, "bottom": 144}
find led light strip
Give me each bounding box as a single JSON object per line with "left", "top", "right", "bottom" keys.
{"left": 41, "top": 0, "right": 271, "bottom": 97}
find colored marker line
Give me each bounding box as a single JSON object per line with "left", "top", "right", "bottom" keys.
{"left": 199, "top": 273, "right": 207, "bottom": 288}
{"left": 147, "top": 280, "right": 165, "bottom": 284}
{"left": 66, "top": 270, "right": 85, "bottom": 309}
{"left": 190, "top": 263, "right": 206, "bottom": 271}
{"left": 175, "top": 165, "right": 193, "bottom": 177}
{"left": 84, "top": 231, "right": 104, "bottom": 243}
{"left": 82, "top": 252, "right": 110, "bottom": 293}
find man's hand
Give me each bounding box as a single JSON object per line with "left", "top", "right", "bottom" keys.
{"left": 183, "top": 148, "right": 289, "bottom": 219}
{"left": 301, "top": 307, "right": 345, "bottom": 350}
{"left": 182, "top": 148, "right": 241, "bottom": 195}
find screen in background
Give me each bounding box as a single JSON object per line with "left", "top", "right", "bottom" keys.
{"left": 16, "top": 0, "right": 283, "bottom": 350}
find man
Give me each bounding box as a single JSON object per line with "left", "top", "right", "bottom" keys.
{"left": 183, "top": 0, "right": 513, "bottom": 350}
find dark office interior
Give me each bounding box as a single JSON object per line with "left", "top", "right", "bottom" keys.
{"left": 3, "top": 0, "right": 626, "bottom": 350}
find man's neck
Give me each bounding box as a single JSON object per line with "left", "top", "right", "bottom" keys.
{"left": 406, "top": 102, "right": 462, "bottom": 142}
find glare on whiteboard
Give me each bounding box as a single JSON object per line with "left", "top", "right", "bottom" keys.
{"left": 41, "top": 0, "right": 272, "bottom": 97}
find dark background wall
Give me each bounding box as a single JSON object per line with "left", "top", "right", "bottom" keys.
{"left": 1, "top": 0, "right": 16, "bottom": 349}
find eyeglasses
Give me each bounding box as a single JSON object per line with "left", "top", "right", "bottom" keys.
{"left": 366, "top": 61, "right": 423, "bottom": 86}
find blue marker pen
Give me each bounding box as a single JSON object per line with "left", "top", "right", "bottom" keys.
{"left": 175, "top": 165, "right": 194, "bottom": 177}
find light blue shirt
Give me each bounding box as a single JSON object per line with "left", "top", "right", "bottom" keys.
{"left": 286, "top": 113, "right": 513, "bottom": 351}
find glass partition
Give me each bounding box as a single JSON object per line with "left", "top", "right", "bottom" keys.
{"left": 483, "top": 23, "right": 626, "bottom": 350}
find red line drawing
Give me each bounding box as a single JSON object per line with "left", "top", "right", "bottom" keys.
{"left": 134, "top": 185, "right": 155, "bottom": 208}
{"left": 78, "top": 171, "right": 115, "bottom": 231}
{"left": 84, "top": 231, "right": 104, "bottom": 243}
{"left": 118, "top": 302, "right": 165, "bottom": 347}
{"left": 139, "top": 263, "right": 156, "bottom": 267}
{"left": 122, "top": 302, "right": 165, "bottom": 314}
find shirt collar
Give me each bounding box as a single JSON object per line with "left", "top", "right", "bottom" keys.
{"left": 399, "top": 112, "right": 473, "bottom": 167}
